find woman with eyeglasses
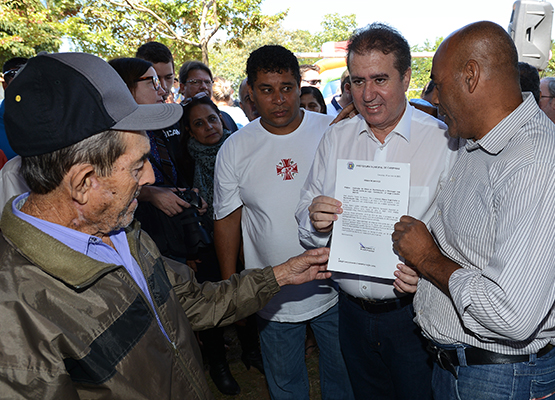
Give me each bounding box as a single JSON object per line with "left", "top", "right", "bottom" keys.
{"left": 108, "top": 57, "right": 209, "bottom": 253}
{"left": 179, "top": 94, "right": 266, "bottom": 395}
{"left": 109, "top": 58, "right": 166, "bottom": 104}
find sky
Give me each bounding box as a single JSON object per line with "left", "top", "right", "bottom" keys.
{"left": 260, "top": 0, "right": 553, "bottom": 48}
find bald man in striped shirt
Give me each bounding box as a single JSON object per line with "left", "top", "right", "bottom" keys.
{"left": 393, "top": 21, "right": 555, "bottom": 400}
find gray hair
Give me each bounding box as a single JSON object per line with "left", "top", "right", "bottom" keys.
{"left": 21, "top": 130, "right": 128, "bottom": 194}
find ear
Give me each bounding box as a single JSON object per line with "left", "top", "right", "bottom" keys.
{"left": 402, "top": 67, "right": 412, "bottom": 91}
{"left": 464, "top": 60, "right": 479, "bottom": 94}
{"left": 179, "top": 82, "right": 185, "bottom": 95}
{"left": 67, "top": 164, "right": 96, "bottom": 205}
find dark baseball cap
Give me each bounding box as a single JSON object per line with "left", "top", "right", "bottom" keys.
{"left": 4, "top": 52, "right": 183, "bottom": 157}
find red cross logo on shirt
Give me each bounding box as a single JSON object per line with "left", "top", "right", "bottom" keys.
{"left": 276, "top": 158, "right": 298, "bottom": 181}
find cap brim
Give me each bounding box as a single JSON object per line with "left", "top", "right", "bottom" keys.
{"left": 112, "top": 103, "right": 182, "bottom": 131}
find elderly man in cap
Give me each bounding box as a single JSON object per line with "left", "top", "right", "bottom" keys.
{"left": 0, "top": 52, "right": 331, "bottom": 399}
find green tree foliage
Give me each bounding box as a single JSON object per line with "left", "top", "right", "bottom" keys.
{"left": 52, "top": 0, "right": 284, "bottom": 66}
{"left": 209, "top": 23, "right": 318, "bottom": 92}
{"left": 409, "top": 38, "right": 442, "bottom": 99}
{"left": 0, "top": 0, "right": 62, "bottom": 66}
{"left": 208, "top": 13, "right": 359, "bottom": 95}
{"left": 539, "top": 40, "right": 555, "bottom": 77}
{"left": 314, "top": 13, "right": 357, "bottom": 48}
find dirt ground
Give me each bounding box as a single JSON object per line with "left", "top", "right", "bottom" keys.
{"left": 204, "top": 325, "right": 322, "bottom": 400}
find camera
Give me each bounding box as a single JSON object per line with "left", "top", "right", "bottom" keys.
{"left": 176, "top": 188, "right": 202, "bottom": 209}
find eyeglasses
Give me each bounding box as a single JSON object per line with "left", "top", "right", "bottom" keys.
{"left": 135, "top": 75, "right": 161, "bottom": 91}
{"left": 2, "top": 68, "right": 20, "bottom": 81}
{"left": 186, "top": 78, "right": 213, "bottom": 86}
{"left": 302, "top": 79, "right": 322, "bottom": 86}
{"left": 182, "top": 92, "right": 208, "bottom": 107}
{"left": 540, "top": 96, "right": 554, "bottom": 99}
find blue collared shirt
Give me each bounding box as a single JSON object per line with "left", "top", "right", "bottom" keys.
{"left": 12, "top": 193, "right": 170, "bottom": 341}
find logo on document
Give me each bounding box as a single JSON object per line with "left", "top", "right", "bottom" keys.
{"left": 359, "top": 243, "right": 375, "bottom": 252}
{"left": 347, "top": 161, "right": 355, "bottom": 170}
{"left": 276, "top": 158, "right": 298, "bottom": 181}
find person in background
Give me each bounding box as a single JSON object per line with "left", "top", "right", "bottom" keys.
{"left": 182, "top": 93, "right": 265, "bottom": 394}
{"left": 0, "top": 155, "right": 29, "bottom": 218}
{"left": 298, "top": 81, "right": 328, "bottom": 359}
{"left": 238, "top": 77, "right": 260, "bottom": 122}
{"left": 326, "top": 69, "right": 352, "bottom": 117}
{"left": 136, "top": 41, "right": 176, "bottom": 103}
{"left": 540, "top": 76, "right": 555, "bottom": 123}
{"left": 300, "top": 64, "right": 322, "bottom": 89}
{"left": 300, "top": 86, "right": 327, "bottom": 114}
{"left": 212, "top": 76, "right": 249, "bottom": 128}
{"left": 108, "top": 57, "right": 207, "bottom": 262}
{"left": 179, "top": 61, "right": 238, "bottom": 133}
{"left": 0, "top": 59, "right": 31, "bottom": 214}
{"left": 518, "top": 61, "right": 540, "bottom": 104}
{"left": 409, "top": 80, "right": 441, "bottom": 119}
{"left": 0, "top": 57, "right": 28, "bottom": 160}
{"left": 181, "top": 95, "right": 265, "bottom": 394}
{"left": 136, "top": 45, "right": 198, "bottom": 224}
{"left": 411, "top": 80, "right": 436, "bottom": 107}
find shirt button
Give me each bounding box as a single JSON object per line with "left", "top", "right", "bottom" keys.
{"left": 437, "top": 210, "right": 442, "bottom": 216}
{"left": 362, "top": 285, "right": 367, "bottom": 290}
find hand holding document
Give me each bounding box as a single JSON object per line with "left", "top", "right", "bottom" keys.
{"left": 328, "top": 159, "right": 410, "bottom": 279}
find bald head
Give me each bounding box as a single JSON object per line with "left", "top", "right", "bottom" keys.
{"left": 449, "top": 21, "right": 519, "bottom": 84}
{"left": 431, "top": 21, "right": 523, "bottom": 140}
{"left": 238, "top": 77, "right": 259, "bottom": 121}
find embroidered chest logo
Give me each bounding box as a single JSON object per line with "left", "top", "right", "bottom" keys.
{"left": 276, "top": 158, "right": 298, "bottom": 181}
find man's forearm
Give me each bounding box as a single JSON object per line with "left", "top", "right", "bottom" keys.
{"left": 417, "top": 253, "right": 461, "bottom": 296}
{"left": 214, "top": 207, "right": 242, "bottom": 280}
{"left": 392, "top": 215, "right": 461, "bottom": 296}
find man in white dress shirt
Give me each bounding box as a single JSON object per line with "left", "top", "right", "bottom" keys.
{"left": 296, "top": 22, "right": 458, "bottom": 400}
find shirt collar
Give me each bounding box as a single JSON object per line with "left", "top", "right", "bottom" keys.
{"left": 467, "top": 93, "right": 538, "bottom": 154}
{"left": 12, "top": 193, "right": 127, "bottom": 259}
{"left": 358, "top": 98, "right": 412, "bottom": 143}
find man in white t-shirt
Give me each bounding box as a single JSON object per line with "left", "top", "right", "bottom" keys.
{"left": 213, "top": 45, "right": 354, "bottom": 400}
{"left": 296, "top": 23, "right": 459, "bottom": 400}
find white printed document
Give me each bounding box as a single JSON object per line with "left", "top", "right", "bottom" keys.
{"left": 328, "top": 159, "right": 410, "bottom": 278}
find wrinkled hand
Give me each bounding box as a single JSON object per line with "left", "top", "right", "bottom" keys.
{"left": 309, "top": 196, "right": 342, "bottom": 233}
{"left": 273, "top": 247, "right": 331, "bottom": 287}
{"left": 330, "top": 102, "right": 358, "bottom": 125}
{"left": 393, "top": 263, "right": 419, "bottom": 294}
